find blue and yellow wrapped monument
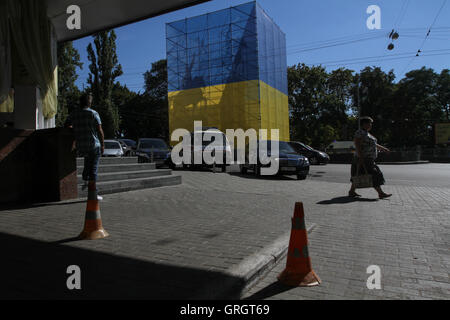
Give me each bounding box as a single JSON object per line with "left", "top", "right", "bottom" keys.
{"left": 166, "top": 1, "right": 289, "bottom": 142}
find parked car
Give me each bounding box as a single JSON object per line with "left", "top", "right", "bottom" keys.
{"left": 288, "top": 141, "right": 330, "bottom": 165}
{"left": 103, "top": 140, "right": 124, "bottom": 157}
{"left": 118, "top": 139, "right": 136, "bottom": 156}
{"left": 136, "top": 138, "right": 174, "bottom": 168}
{"left": 240, "top": 140, "right": 309, "bottom": 180}
{"left": 185, "top": 128, "right": 232, "bottom": 172}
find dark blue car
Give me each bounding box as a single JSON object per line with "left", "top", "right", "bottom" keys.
{"left": 239, "top": 140, "right": 310, "bottom": 180}
{"left": 136, "top": 138, "right": 174, "bottom": 168}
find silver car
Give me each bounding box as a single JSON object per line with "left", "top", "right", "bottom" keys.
{"left": 103, "top": 140, "right": 124, "bottom": 157}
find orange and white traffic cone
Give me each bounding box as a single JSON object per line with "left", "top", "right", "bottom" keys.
{"left": 277, "top": 202, "right": 321, "bottom": 287}
{"left": 79, "top": 181, "right": 109, "bottom": 240}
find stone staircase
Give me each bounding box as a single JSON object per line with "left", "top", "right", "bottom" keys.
{"left": 76, "top": 157, "right": 181, "bottom": 197}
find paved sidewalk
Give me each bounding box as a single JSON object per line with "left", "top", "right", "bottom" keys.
{"left": 0, "top": 169, "right": 449, "bottom": 299}
{"left": 241, "top": 185, "right": 450, "bottom": 300}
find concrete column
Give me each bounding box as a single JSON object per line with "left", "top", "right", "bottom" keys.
{"left": 13, "top": 85, "right": 55, "bottom": 130}
{"left": 13, "top": 85, "right": 39, "bottom": 130}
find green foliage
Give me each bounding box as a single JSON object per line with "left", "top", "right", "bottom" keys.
{"left": 288, "top": 64, "right": 353, "bottom": 149}
{"left": 117, "top": 59, "right": 169, "bottom": 141}
{"left": 352, "top": 67, "right": 396, "bottom": 144}
{"left": 87, "top": 30, "right": 123, "bottom": 138}
{"left": 437, "top": 69, "right": 450, "bottom": 121}
{"left": 143, "top": 59, "right": 169, "bottom": 140}
{"left": 392, "top": 67, "right": 443, "bottom": 146}
{"left": 56, "top": 42, "right": 82, "bottom": 127}
{"left": 289, "top": 63, "right": 449, "bottom": 148}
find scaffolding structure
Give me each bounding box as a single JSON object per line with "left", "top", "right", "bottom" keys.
{"left": 166, "top": 1, "right": 289, "bottom": 142}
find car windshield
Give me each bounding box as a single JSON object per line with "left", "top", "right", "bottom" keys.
{"left": 191, "top": 132, "right": 227, "bottom": 146}
{"left": 260, "top": 141, "right": 296, "bottom": 154}
{"left": 301, "top": 143, "right": 314, "bottom": 151}
{"left": 105, "top": 141, "right": 121, "bottom": 149}
{"left": 139, "top": 139, "right": 168, "bottom": 149}
{"left": 121, "top": 139, "right": 136, "bottom": 147}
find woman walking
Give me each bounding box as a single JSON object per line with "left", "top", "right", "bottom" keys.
{"left": 349, "top": 116, "right": 392, "bottom": 199}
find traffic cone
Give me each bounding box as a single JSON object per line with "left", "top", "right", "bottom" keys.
{"left": 79, "top": 181, "right": 109, "bottom": 240}
{"left": 277, "top": 202, "right": 321, "bottom": 286}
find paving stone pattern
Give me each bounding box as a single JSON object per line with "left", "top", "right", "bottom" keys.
{"left": 0, "top": 169, "right": 448, "bottom": 299}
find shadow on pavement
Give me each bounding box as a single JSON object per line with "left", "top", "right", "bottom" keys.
{"left": 0, "top": 199, "right": 86, "bottom": 212}
{"left": 227, "top": 172, "right": 298, "bottom": 181}
{"left": 0, "top": 232, "right": 244, "bottom": 300}
{"left": 317, "top": 196, "right": 379, "bottom": 205}
{"left": 243, "top": 281, "right": 293, "bottom": 300}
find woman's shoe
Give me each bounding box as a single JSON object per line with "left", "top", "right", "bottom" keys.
{"left": 348, "top": 191, "right": 361, "bottom": 198}
{"left": 379, "top": 193, "right": 392, "bottom": 199}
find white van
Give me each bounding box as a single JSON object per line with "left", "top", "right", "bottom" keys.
{"left": 187, "top": 128, "right": 232, "bottom": 172}
{"left": 325, "top": 141, "right": 355, "bottom": 154}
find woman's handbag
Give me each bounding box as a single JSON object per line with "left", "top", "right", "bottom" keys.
{"left": 352, "top": 162, "right": 373, "bottom": 188}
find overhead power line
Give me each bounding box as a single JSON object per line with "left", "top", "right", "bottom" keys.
{"left": 306, "top": 49, "right": 450, "bottom": 68}
{"left": 400, "top": 0, "right": 448, "bottom": 74}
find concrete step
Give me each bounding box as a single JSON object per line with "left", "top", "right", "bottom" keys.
{"left": 77, "top": 163, "right": 156, "bottom": 175}
{"left": 77, "top": 169, "right": 172, "bottom": 184}
{"left": 76, "top": 157, "right": 138, "bottom": 166}
{"left": 77, "top": 175, "right": 182, "bottom": 197}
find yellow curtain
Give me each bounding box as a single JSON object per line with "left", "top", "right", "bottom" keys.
{"left": 0, "top": 89, "right": 14, "bottom": 113}
{"left": 0, "top": 1, "right": 12, "bottom": 112}
{"left": 7, "top": 0, "right": 57, "bottom": 119}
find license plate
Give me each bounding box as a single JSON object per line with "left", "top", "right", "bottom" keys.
{"left": 281, "top": 167, "right": 296, "bottom": 172}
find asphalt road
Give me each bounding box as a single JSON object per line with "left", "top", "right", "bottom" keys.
{"left": 226, "top": 163, "right": 450, "bottom": 188}
{"left": 308, "top": 163, "right": 450, "bottom": 188}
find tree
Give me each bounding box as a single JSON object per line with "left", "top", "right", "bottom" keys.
{"left": 288, "top": 63, "right": 327, "bottom": 146}
{"left": 87, "top": 30, "right": 123, "bottom": 138}
{"left": 288, "top": 63, "right": 354, "bottom": 148}
{"left": 116, "top": 60, "right": 169, "bottom": 140}
{"left": 352, "top": 67, "right": 396, "bottom": 144}
{"left": 437, "top": 69, "right": 450, "bottom": 121}
{"left": 394, "top": 67, "right": 442, "bottom": 146}
{"left": 324, "top": 68, "right": 354, "bottom": 140}
{"left": 143, "top": 59, "right": 169, "bottom": 141}
{"left": 112, "top": 83, "right": 137, "bottom": 138}
{"left": 56, "top": 41, "right": 82, "bottom": 126}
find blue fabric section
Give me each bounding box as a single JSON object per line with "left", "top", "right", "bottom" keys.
{"left": 166, "top": 1, "right": 258, "bottom": 92}
{"left": 256, "top": 3, "right": 288, "bottom": 95}
{"left": 166, "top": 1, "right": 287, "bottom": 95}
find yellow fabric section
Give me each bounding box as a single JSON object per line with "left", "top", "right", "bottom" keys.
{"left": 169, "top": 80, "right": 261, "bottom": 142}
{"left": 259, "top": 81, "right": 290, "bottom": 142}
{"left": 168, "top": 80, "right": 290, "bottom": 143}
{"left": 0, "top": 89, "right": 14, "bottom": 113}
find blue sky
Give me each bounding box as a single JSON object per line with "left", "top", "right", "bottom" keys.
{"left": 73, "top": 0, "right": 450, "bottom": 92}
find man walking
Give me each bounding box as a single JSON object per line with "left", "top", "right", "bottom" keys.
{"left": 65, "top": 93, "right": 104, "bottom": 200}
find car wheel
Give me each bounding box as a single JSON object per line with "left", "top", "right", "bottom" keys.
{"left": 310, "top": 157, "right": 318, "bottom": 165}
{"left": 297, "top": 174, "right": 307, "bottom": 180}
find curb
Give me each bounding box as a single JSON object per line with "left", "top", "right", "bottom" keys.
{"left": 192, "top": 223, "right": 317, "bottom": 300}
{"left": 330, "top": 161, "right": 430, "bottom": 165}
{"left": 377, "top": 161, "right": 430, "bottom": 165}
